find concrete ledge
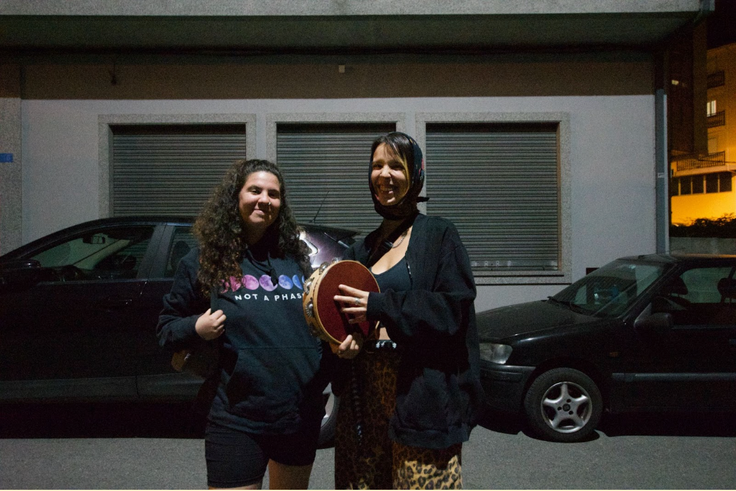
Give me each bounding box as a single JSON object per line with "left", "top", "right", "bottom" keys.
{"left": 0, "top": 1, "right": 708, "bottom": 17}
{"left": 670, "top": 237, "right": 736, "bottom": 255}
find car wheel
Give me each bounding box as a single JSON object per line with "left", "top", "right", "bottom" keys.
{"left": 523, "top": 368, "right": 602, "bottom": 443}
{"left": 317, "top": 387, "right": 339, "bottom": 447}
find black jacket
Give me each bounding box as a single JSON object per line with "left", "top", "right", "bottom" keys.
{"left": 343, "top": 213, "right": 485, "bottom": 449}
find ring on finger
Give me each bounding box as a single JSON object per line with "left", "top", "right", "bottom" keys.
{"left": 354, "top": 297, "right": 360, "bottom": 306}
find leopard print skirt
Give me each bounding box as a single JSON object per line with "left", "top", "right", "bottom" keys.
{"left": 334, "top": 348, "right": 462, "bottom": 489}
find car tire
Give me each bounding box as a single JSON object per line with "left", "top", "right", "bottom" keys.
{"left": 317, "top": 389, "right": 339, "bottom": 448}
{"left": 523, "top": 368, "right": 602, "bottom": 443}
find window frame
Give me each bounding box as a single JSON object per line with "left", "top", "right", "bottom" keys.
{"left": 416, "top": 112, "right": 571, "bottom": 284}
{"left": 265, "top": 112, "right": 407, "bottom": 235}
{"left": 270, "top": 120, "right": 400, "bottom": 235}
{"left": 707, "top": 100, "right": 717, "bottom": 117}
{"left": 98, "top": 114, "right": 257, "bottom": 217}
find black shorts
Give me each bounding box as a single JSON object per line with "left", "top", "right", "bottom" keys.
{"left": 205, "top": 419, "right": 321, "bottom": 488}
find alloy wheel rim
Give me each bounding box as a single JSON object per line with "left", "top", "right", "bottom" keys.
{"left": 540, "top": 380, "right": 592, "bottom": 434}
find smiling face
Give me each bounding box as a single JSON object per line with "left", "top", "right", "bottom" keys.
{"left": 238, "top": 171, "right": 282, "bottom": 243}
{"left": 371, "top": 143, "right": 410, "bottom": 207}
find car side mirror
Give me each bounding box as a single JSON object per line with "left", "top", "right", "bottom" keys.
{"left": 0, "top": 259, "right": 44, "bottom": 293}
{"left": 634, "top": 312, "right": 673, "bottom": 335}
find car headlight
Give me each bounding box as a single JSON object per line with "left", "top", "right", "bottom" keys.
{"left": 479, "top": 343, "right": 513, "bottom": 364}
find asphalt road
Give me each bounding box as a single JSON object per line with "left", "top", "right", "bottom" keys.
{"left": 1, "top": 403, "right": 735, "bottom": 489}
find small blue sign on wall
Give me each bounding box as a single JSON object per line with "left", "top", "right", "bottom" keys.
{"left": 0, "top": 153, "right": 13, "bottom": 163}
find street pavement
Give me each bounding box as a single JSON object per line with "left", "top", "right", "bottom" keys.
{"left": 1, "top": 404, "right": 735, "bottom": 489}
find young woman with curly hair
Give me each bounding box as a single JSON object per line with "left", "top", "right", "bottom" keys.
{"left": 157, "top": 159, "right": 328, "bottom": 490}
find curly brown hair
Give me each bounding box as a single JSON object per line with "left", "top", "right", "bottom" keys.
{"left": 193, "top": 159, "right": 311, "bottom": 295}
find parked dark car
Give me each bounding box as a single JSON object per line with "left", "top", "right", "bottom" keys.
{"left": 478, "top": 254, "right": 736, "bottom": 442}
{"left": 0, "top": 216, "right": 355, "bottom": 444}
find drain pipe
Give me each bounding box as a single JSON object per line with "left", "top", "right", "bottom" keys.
{"left": 655, "top": 65, "right": 669, "bottom": 254}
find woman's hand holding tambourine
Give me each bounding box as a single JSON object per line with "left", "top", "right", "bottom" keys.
{"left": 302, "top": 260, "right": 379, "bottom": 346}
{"left": 334, "top": 284, "right": 370, "bottom": 325}
{"left": 332, "top": 332, "right": 364, "bottom": 359}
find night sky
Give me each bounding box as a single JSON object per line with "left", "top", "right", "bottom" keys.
{"left": 708, "top": 0, "right": 736, "bottom": 49}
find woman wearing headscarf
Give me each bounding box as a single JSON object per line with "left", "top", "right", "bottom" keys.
{"left": 331, "top": 132, "right": 484, "bottom": 489}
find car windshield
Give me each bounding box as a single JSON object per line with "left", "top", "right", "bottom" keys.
{"left": 550, "top": 259, "right": 665, "bottom": 317}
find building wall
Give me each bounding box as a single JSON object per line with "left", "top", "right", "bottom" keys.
{"left": 16, "top": 53, "right": 658, "bottom": 311}
{"left": 0, "top": 64, "right": 21, "bottom": 254}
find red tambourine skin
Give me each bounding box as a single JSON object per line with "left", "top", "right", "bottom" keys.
{"left": 304, "top": 260, "right": 379, "bottom": 344}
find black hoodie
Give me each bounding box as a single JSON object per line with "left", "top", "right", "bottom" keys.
{"left": 157, "top": 246, "right": 327, "bottom": 434}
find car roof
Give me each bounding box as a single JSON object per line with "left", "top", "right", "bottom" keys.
{"left": 616, "top": 253, "right": 736, "bottom": 265}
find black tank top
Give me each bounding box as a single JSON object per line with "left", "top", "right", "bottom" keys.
{"left": 373, "top": 258, "right": 411, "bottom": 292}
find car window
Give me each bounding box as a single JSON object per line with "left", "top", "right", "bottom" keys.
{"left": 160, "top": 224, "right": 353, "bottom": 277}
{"left": 652, "top": 266, "right": 736, "bottom": 326}
{"left": 164, "top": 226, "right": 197, "bottom": 277}
{"left": 554, "top": 260, "right": 664, "bottom": 317}
{"left": 31, "top": 226, "right": 155, "bottom": 281}
{"left": 678, "top": 267, "right": 733, "bottom": 303}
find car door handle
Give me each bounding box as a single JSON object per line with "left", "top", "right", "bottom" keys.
{"left": 98, "top": 297, "right": 134, "bottom": 310}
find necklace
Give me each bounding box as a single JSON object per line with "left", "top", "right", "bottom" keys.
{"left": 390, "top": 230, "right": 408, "bottom": 249}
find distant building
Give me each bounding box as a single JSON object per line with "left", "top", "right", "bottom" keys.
{"left": 671, "top": 42, "right": 736, "bottom": 224}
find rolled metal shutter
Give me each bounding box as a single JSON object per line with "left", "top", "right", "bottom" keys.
{"left": 426, "top": 123, "right": 559, "bottom": 273}
{"left": 111, "top": 124, "right": 247, "bottom": 216}
{"left": 277, "top": 124, "right": 395, "bottom": 237}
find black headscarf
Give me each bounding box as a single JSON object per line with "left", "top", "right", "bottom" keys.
{"left": 369, "top": 132, "right": 427, "bottom": 221}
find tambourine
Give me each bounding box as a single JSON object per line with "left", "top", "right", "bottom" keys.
{"left": 303, "top": 260, "right": 379, "bottom": 345}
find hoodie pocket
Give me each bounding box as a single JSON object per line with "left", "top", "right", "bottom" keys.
{"left": 225, "top": 347, "right": 320, "bottom": 424}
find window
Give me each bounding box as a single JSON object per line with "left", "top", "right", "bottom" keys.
{"left": 706, "top": 173, "right": 719, "bottom": 194}
{"left": 653, "top": 266, "right": 736, "bottom": 326}
{"left": 671, "top": 173, "right": 732, "bottom": 196}
{"left": 693, "top": 175, "right": 704, "bottom": 194}
{"left": 110, "top": 124, "right": 247, "bottom": 216}
{"left": 425, "top": 123, "right": 561, "bottom": 275}
{"left": 276, "top": 123, "right": 395, "bottom": 235}
{"left": 165, "top": 226, "right": 197, "bottom": 277}
{"left": 31, "top": 226, "right": 155, "bottom": 281}
{"left": 554, "top": 259, "right": 664, "bottom": 317}
{"left": 707, "top": 100, "right": 717, "bottom": 117}
{"left": 721, "top": 173, "right": 732, "bottom": 192}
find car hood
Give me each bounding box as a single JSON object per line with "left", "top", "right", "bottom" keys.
{"left": 476, "top": 300, "right": 595, "bottom": 340}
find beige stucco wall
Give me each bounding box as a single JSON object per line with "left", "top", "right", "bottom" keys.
{"left": 0, "top": 64, "right": 21, "bottom": 254}
{"left": 17, "top": 49, "right": 659, "bottom": 310}
{"left": 21, "top": 53, "right": 653, "bottom": 100}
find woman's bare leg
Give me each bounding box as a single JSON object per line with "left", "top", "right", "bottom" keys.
{"left": 267, "top": 460, "right": 313, "bottom": 490}
{"left": 208, "top": 481, "right": 262, "bottom": 490}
